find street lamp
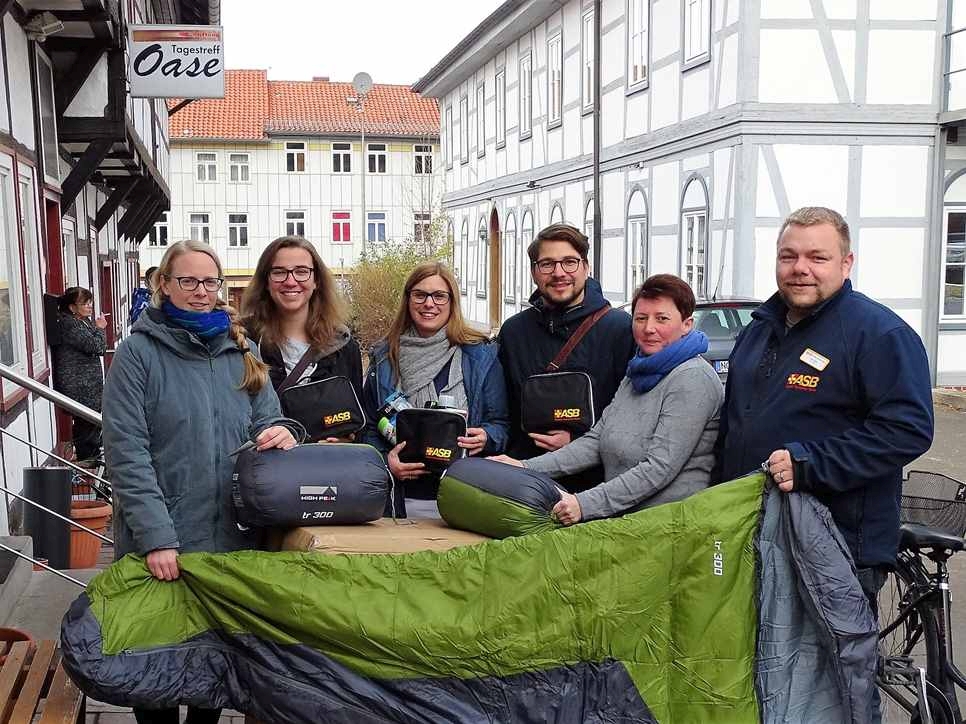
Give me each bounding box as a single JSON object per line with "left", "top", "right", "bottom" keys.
{"left": 348, "top": 71, "right": 372, "bottom": 255}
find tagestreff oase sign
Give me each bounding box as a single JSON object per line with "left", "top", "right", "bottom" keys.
{"left": 128, "top": 25, "right": 224, "bottom": 99}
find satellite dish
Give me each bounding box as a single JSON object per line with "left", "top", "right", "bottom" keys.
{"left": 352, "top": 72, "right": 373, "bottom": 96}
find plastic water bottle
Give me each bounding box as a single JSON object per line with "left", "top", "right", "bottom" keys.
{"left": 377, "top": 391, "right": 413, "bottom": 445}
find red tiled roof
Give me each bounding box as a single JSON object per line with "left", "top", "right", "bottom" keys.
{"left": 169, "top": 70, "right": 439, "bottom": 141}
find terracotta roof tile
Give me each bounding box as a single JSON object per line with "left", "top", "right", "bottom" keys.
{"left": 169, "top": 70, "right": 439, "bottom": 141}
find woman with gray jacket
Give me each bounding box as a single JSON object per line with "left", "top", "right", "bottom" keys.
{"left": 102, "top": 240, "right": 297, "bottom": 724}
{"left": 52, "top": 287, "right": 108, "bottom": 462}
{"left": 491, "top": 274, "right": 723, "bottom": 525}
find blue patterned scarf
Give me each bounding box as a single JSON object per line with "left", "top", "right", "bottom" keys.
{"left": 161, "top": 300, "right": 231, "bottom": 340}
{"left": 626, "top": 330, "right": 709, "bottom": 394}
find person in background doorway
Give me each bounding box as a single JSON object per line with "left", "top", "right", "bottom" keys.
{"left": 241, "top": 236, "right": 363, "bottom": 438}
{"left": 362, "top": 262, "right": 509, "bottom": 517}
{"left": 102, "top": 240, "right": 298, "bottom": 724}
{"left": 129, "top": 265, "right": 158, "bottom": 325}
{"left": 497, "top": 223, "right": 636, "bottom": 492}
{"left": 52, "top": 287, "right": 107, "bottom": 464}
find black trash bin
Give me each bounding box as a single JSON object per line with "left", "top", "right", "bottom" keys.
{"left": 23, "top": 467, "right": 71, "bottom": 569}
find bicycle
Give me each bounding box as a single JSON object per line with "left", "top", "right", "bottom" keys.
{"left": 877, "top": 470, "right": 966, "bottom": 723}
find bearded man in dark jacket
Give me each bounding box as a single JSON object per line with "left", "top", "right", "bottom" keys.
{"left": 497, "top": 223, "right": 636, "bottom": 492}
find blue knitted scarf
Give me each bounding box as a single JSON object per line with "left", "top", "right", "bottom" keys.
{"left": 626, "top": 330, "right": 709, "bottom": 394}
{"left": 161, "top": 300, "right": 230, "bottom": 340}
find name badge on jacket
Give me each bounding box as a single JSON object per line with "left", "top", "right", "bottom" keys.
{"left": 800, "top": 348, "right": 830, "bottom": 372}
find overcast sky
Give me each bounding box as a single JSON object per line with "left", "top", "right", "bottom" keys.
{"left": 221, "top": 0, "right": 505, "bottom": 86}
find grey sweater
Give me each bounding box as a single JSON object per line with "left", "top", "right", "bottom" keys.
{"left": 525, "top": 357, "right": 724, "bottom": 520}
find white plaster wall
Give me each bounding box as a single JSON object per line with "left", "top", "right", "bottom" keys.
{"left": 753, "top": 226, "right": 781, "bottom": 300}
{"left": 854, "top": 227, "right": 926, "bottom": 299}
{"left": 5, "top": 16, "right": 34, "bottom": 150}
{"left": 859, "top": 145, "right": 929, "bottom": 218}
{"left": 771, "top": 144, "right": 849, "bottom": 210}
{"left": 866, "top": 31, "right": 935, "bottom": 105}
{"left": 759, "top": 30, "right": 837, "bottom": 103}
{"left": 937, "top": 332, "right": 966, "bottom": 385}
{"left": 65, "top": 53, "right": 109, "bottom": 118}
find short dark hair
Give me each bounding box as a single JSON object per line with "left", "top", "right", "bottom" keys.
{"left": 144, "top": 266, "right": 159, "bottom": 289}
{"left": 527, "top": 223, "right": 590, "bottom": 263}
{"left": 58, "top": 286, "right": 93, "bottom": 313}
{"left": 631, "top": 274, "right": 696, "bottom": 320}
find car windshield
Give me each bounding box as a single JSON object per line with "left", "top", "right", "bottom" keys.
{"left": 693, "top": 306, "right": 757, "bottom": 341}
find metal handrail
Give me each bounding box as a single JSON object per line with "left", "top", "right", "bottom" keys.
{"left": 0, "top": 425, "right": 111, "bottom": 492}
{"left": 0, "top": 484, "right": 112, "bottom": 545}
{"left": 0, "top": 363, "right": 101, "bottom": 424}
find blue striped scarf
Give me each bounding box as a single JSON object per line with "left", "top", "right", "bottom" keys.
{"left": 161, "top": 300, "right": 230, "bottom": 340}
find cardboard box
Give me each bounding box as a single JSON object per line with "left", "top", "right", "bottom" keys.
{"left": 281, "top": 517, "right": 490, "bottom": 555}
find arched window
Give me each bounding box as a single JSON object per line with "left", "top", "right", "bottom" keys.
{"left": 626, "top": 190, "right": 648, "bottom": 298}
{"left": 476, "top": 216, "right": 488, "bottom": 297}
{"left": 503, "top": 211, "right": 517, "bottom": 304}
{"left": 550, "top": 202, "right": 563, "bottom": 225}
{"left": 584, "top": 198, "right": 594, "bottom": 237}
{"left": 458, "top": 219, "right": 469, "bottom": 293}
{"left": 521, "top": 209, "right": 535, "bottom": 301}
{"left": 681, "top": 176, "right": 709, "bottom": 298}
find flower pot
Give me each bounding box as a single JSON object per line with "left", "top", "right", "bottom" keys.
{"left": 69, "top": 500, "right": 112, "bottom": 569}
{"left": 0, "top": 627, "right": 34, "bottom": 665}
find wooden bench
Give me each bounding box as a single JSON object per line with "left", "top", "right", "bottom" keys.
{"left": 0, "top": 640, "right": 85, "bottom": 723}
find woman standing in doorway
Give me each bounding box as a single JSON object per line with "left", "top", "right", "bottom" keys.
{"left": 53, "top": 287, "right": 108, "bottom": 464}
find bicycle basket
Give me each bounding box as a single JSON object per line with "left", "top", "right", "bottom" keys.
{"left": 900, "top": 470, "right": 966, "bottom": 537}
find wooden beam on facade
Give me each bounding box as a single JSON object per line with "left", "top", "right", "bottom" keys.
{"left": 57, "top": 117, "right": 123, "bottom": 143}
{"left": 125, "top": 190, "right": 161, "bottom": 239}
{"left": 131, "top": 197, "right": 164, "bottom": 242}
{"left": 116, "top": 185, "right": 153, "bottom": 238}
{"left": 167, "top": 98, "right": 195, "bottom": 117}
{"left": 55, "top": 47, "right": 105, "bottom": 116}
{"left": 60, "top": 139, "right": 111, "bottom": 211}
{"left": 93, "top": 177, "right": 138, "bottom": 231}
{"left": 0, "top": 1, "right": 16, "bottom": 19}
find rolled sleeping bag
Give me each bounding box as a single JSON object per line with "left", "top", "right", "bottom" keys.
{"left": 437, "top": 457, "right": 563, "bottom": 539}
{"left": 232, "top": 443, "right": 391, "bottom": 528}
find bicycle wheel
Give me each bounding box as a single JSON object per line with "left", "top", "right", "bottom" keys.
{"left": 877, "top": 554, "right": 956, "bottom": 722}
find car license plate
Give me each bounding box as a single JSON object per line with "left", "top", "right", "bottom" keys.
{"left": 714, "top": 360, "right": 729, "bottom": 374}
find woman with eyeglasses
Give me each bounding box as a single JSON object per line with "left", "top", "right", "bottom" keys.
{"left": 102, "top": 240, "right": 297, "bottom": 724}
{"left": 362, "top": 262, "right": 509, "bottom": 517}
{"left": 240, "top": 236, "right": 363, "bottom": 441}
{"left": 52, "top": 287, "right": 108, "bottom": 464}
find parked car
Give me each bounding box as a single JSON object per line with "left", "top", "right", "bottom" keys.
{"left": 692, "top": 298, "right": 762, "bottom": 384}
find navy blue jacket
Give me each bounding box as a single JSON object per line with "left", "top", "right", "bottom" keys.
{"left": 362, "top": 339, "right": 510, "bottom": 459}
{"left": 713, "top": 280, "right": 934, "bottom": 567}
{"left": 497, "top": 278, "right": 636, "bottom": 489}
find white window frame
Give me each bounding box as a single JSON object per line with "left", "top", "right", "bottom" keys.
{"left": 683, "top": 209, "right": 708, "bottom": 298}
{"left": 476, "top": 82, "right": 486, "bottom": 157}
{"left": 581, "top": 10, "right": 595, "bottom": 113}
{"left": 682, "top": 0, "right": 711, "bottom": 69}
{"left": 548, "top": 33, "right": 563, "bottom": 128}
{"left": 627, "top": 0, "right": 650, "bottom": 91}
{"left": 332, "top": 211, "right": 351, "bottom": 244}
{"left": 228, "top": 152, "right": 250, "bottom": 183}
{"left": 520, "top": 209, "right": 535, "bottom": 301}
{"left": 445, "top": 106, "right": 454, "bottom": 169}
{"left": 196, "top": 152, "right": 217, "bottom": 182}
{"left": 942, "top": 207, "right": 966, "bottom": 318}
{"left": 458, "top": 219, "right": 469, "bottom": 293}
{"left": 0, "top": 157, "right": 26, "bottom": 391}
{"left": 503, "top": 211, "right": 517, "bottom": 304}
{"left": 18, "top": 171, "right": 45, "bottom": 372}
{"left": 626, "top": 192, "right": 648, "bottom": 299}
{"left": 367, "top": 143, "right": 387, "bottom": 174}
{"left": 150, "top": 210, "right": 169, "bottom": 247}
{"left": 476, "top": 217, "right": 488, "bottom": 298}
{"left": 332, "top": 142, "right": 352, "bottom": 174}
{"left": 228, "top": 212, "right": 248, "bottom": 247}
{"left": 495, "top": 70, "right": 506, "bottom": 148}
{"left": 519, "top": 54, "right": 532, "bottom": 140}
{"left": 584, "top": 198, "right": 595, "bottom": 265}
{"left": 414, "top": 144, "right": 432, "bottom": 175}
{"left": 414, "top": 212, "right": 432, "bottom": 244}
{"left": 285, "top": 210, "right": 306, "bottom": 237}
{"left": 367, "top": 211, "right": 387, "bottom": 243}
{"left": 459, "top": 96, "right": 469, "bottom": 164}
{"left": 189, "top": 212, "right": 211, "bottom": 243}
{"left": 286, "top": 141, "right": 306, "bottom": 173}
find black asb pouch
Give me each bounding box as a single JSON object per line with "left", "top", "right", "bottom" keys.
{"left": 395, "top": 407, "right": 468, "bottom": 473}
{"left": 278, "top": 375, "right": 365, "bottom": 441}
{"left": 521, "top": 371, "right": 596, "bottom": 435}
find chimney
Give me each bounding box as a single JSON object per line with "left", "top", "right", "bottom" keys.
{"left": 312, "top": 76, "right": 329, "bottom": 82}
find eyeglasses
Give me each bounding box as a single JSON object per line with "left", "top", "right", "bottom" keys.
{"left": 534, "top": 257, "right": 583, "bottom": 274}
{"left": 409, "top": 290, "right": 451, "bottom": 305}
{"left": 269, "top": 266, "right": 314, "bottom": 283}
{"left": 167, "top": 276, "right": 224, "bottom": 292}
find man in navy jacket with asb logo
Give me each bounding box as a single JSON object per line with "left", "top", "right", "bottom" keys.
{"left": 713, "top": 206, "right": 934, "bottom": 617}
